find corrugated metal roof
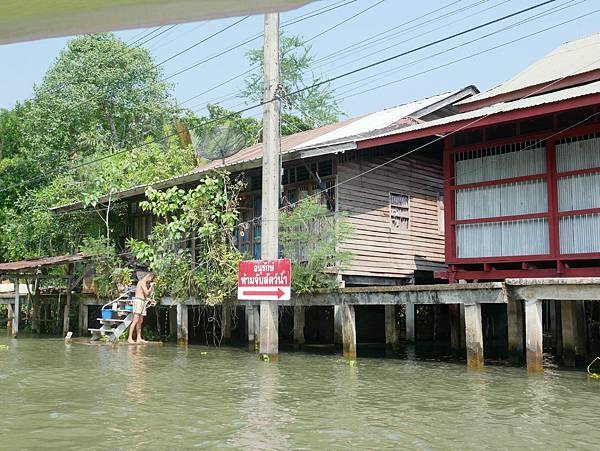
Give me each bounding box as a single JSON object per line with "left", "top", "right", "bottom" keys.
{"left": 0, "top": 253, "right": 89, "bottom": 274}
{"left": 50, "top": 87, "right": 475, "bottom": 213}
{"left": 359, "top": 79, "right": 600, "bottom": 143}
{"left": 460, "top": 33, "right": 600, "bottom": 106}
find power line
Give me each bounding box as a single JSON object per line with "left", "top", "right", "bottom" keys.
{"left": 163, "top": 0, "right": 366, "bottom": 80}
{"left": 137, "top": 24, "right": 178, "bottom": 47}
{"left": 180, "top": 0, "right": 506, "bottom": 112}
{"left": 0, "top": 0, "right": 571, "bottom": 196}
{"left": 333, "top": 0, "right": 586, "bottom": 100}
{"left": 156, "top": 16, "right": 250, "bottom": 67}
{"left": 188, "top": 0, "right": 573, "bottom": 114}
{"left": 128, "top": 26, "right": 164, "bottom": 46}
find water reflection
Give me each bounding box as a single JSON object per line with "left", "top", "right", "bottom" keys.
{"left": 232, "top": 363, "right": 295, "bottom": 450}
{"left": 2, "top": 337, "right": 600, "bottom": 450}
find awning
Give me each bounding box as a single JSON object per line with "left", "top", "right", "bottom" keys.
{"left": 0, "top": 0, "right": 311, "bottom": 45}
{"left": 0, "top": 253, "right": 89, "bottom": 275}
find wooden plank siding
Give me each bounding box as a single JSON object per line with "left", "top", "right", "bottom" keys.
{"left": 337, "top": 151, "right": 446, "bottom": 280}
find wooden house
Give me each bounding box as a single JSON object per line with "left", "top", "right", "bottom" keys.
{"left": 52, "top": 87, "right": 477, "bottom": 286}
{"left": 356, "top": 33, "right": 600, "bottom": 282}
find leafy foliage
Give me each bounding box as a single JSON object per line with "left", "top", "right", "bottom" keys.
{"left": 279, "top": 198, "right": 353, "bottom": 294}
{"left": 242, "top": 32, "right": 343, "bottom": 131}
{"left": 80, "top": 237, "right": 132, "bottom": 298}
{"left": 128, "top": 172, "right": 244, "bottom": 304}
{"left": 0, "top": 34, "right": 193, "bottom": 263}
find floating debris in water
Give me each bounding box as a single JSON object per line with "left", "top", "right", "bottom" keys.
{"left": 0, "top": 345, "right": 8, "bottom": 350}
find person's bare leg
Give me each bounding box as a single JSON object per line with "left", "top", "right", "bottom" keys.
{"left": 137, "top": 315, "right": 148, "bottom": 343}
{"left": 128, "top": 314, "right": 140, "bottom": 344}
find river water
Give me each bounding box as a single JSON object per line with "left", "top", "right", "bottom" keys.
{"left": 1, "top": 336, "right": 600, "bottom": 450}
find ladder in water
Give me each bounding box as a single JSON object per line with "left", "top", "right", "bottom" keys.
{"left": 89, "top": 293, "right": 134, "bottom": 343}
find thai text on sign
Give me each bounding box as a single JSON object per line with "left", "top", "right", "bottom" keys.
{"left": 238, "top": 259, "right": 291, "bottom": 300}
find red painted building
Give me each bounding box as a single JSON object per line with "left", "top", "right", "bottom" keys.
{"left": 358, "top": 33, "right": 600, "bottom": 281}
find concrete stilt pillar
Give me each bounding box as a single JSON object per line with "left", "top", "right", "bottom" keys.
{"left": 294, "top": 306, "right": 305, "bottom": 347}
{"left": 449, "top": 304, "right": 461, "bottom": 352}
{"left": 561, "top": 301, "right": 587, "bottom": 367}
{"left": 464, "top": 303, "right": 484, "bottom": 369}
{"left": 176, "top": 303, "right": 188, "bottom": 345}
{"left": 221, "top": 304, "right": 231, "bottom": 342}
{"left": 507, "top": 300, "right": 524, "bottom": 364}
{"left": 259, "top": 302, "right": 278, "bottom": 361}
{"left": 405, "top": 302, "right": 415, "bottom": 342}
{"left": 333, "top": 305, "right": 343, "bottom": 346}
{"left": 169, "top": 307, "right": 177, "bottom": 338}
{"left": 525, "top": 299, "right": 543, "bottom": 373}
{"left": 384, "top": 305, "right": 399, "bottom": 352}
{"left": 253, "top": 305, "right": 260, "bottom": 351}
{"left": 341, "top": 303, "right": 357, "bottom": 360}
{"left": 78, "top": 303, "right": 88, "bottom": 336}
{"left": 246, "top": 306, "right": 255, "bottom": 351}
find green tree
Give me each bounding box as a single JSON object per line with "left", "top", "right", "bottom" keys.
{"left": 0, "top": 33, "right": 190, "bottom": 262}
{"left": 17, "top": 33, "right": 177, "bottom": 185}
{"left": 242, "top": 33, "right": 343, "bottom": 131}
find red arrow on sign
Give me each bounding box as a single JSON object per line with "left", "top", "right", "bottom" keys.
{"left": 242, "top": 288, "right": 285, "bottom": 299}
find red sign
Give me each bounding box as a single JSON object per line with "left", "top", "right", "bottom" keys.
{"left": 238, "top": 259, "right": 291, "bottom": 301}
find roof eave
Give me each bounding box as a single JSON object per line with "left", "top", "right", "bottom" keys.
{"left": 357, "top": 92, "right": 600, "bottom": 151}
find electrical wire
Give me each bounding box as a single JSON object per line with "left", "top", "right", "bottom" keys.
{"left": 0, "top": 0, "right": 573, "bottom": 196}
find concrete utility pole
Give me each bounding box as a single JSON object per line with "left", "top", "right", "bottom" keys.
{"left": 259, "top": 12, "right": 281, "bottom": 361}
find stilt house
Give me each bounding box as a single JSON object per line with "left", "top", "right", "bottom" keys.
{"left": 52, "top": 87, "right": 477, "bottom": 286}
{"left": 357, "top": 33, "right": 600, "bottom": 282}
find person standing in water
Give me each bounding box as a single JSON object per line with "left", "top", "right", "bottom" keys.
{"left": 128, "top": 272, "right": 155, "bottom": 344}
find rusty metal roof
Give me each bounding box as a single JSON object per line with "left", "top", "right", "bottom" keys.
{"left": 0, "top": 253, "right": 89, "bottom": 274}
{"left": 50, "top": 87, "right": 476, "bottom": 213}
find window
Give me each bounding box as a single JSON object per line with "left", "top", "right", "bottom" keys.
{"left": 390, "top": 192, "right": 410, "bottom": 231}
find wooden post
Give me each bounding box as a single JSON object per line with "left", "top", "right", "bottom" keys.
{"left": 259, "top": 301, "right": 278, "bottom": 361}
{"left": 384, "top": 305, "right": 399, "bottom": 352}
{"left": 31, "top": 289, "right": 40, "bottom": 334}
{"left": 525, "top": 299, "right": 543, "bottom": 373}
{"left": 405, "top": 302, "right": 415, "bottom": 342}
{"left": 78, "top": 303, "right": 88, "bottom": 336}
{"left": 464, "top": 303, "right": 484, "bottom": 369}
{"left": 333, "top": 305, "right": 343, "bottom": 346}
{"left": 246, "top": 305, "right": 255, "bottom": 351}
{"left": 13, "top": 276, "right": 20, "bottom": 338}
{"left": 549, "top": 301, "right": 562, "bottom": 356}
{"left": 507, "top": 300, "right": 524, "bottom": 364}
{"left": 293, "top": 305, "right": 305, "bottom": 346}
{"left": 169, "top": 307, "right": 177, "bottom": 338}
{"left": 561, "top": 301, "right": 586, "bottom": 367}
{"left": 63, "top": 264, "right": 73, "bottom": 336}
{"left": 221, "top": 304, "right": 231, "bottom": 342}
{"left": 459, "top": 303, "right": 466, "bottom": 350}
{"left": 7, "top": 302, "right": 14, "bottom": 337}
{"left": 448, "top": 304, "right": 461, "bottom": 352}
{"left": 176, "top": 303, "right": 188, "bottom": 345}
{"left": 341, "top": 303, "right": 357, "bottom": 360}
{"left": 253, "top": 305, "right": 260, "bottom": 351}
{"left": 258, "top": 12, "right": 281, "bottom": 361}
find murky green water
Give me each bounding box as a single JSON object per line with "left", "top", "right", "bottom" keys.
{"left": 1, "top": 336, "right": 600, "bottom": 450}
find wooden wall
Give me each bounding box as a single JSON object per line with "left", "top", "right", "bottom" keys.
{"left": 337, "top": 149, "right": 445, "bottom": 281}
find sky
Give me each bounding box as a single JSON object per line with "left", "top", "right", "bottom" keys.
{"left": 0, "top": 0, "right": 599, "bottom": 122}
